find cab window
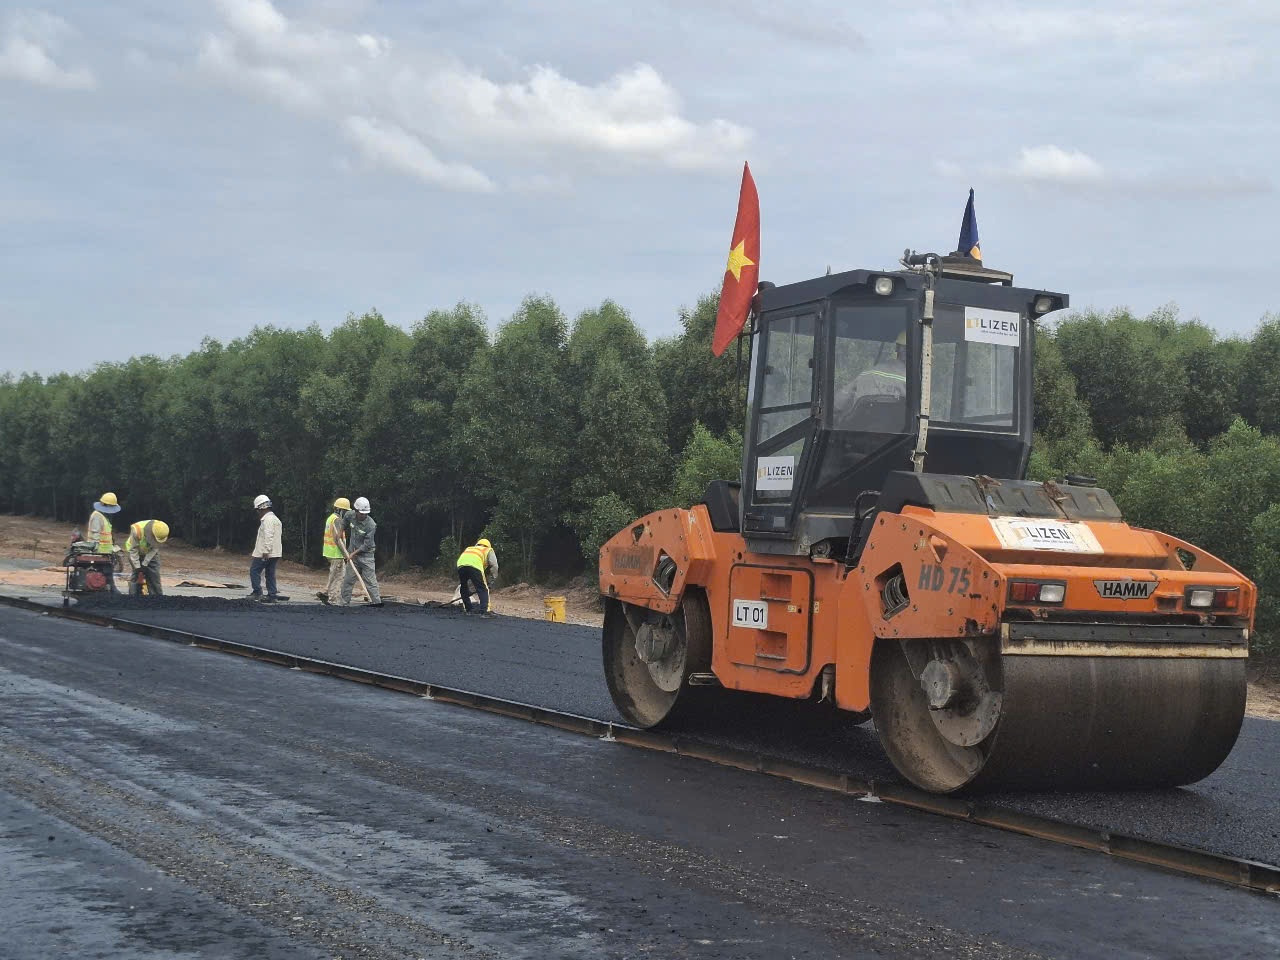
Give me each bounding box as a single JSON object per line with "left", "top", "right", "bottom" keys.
{"left": 757, "top": 314, "right": 815, "bottom": 443}
{"left": 831, "top": 305, "right": 909, "bottom": 433}
{"left": 930, "top": 304, "right": 1018, "bottom": 429}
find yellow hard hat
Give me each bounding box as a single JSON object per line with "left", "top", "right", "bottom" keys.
{"left": 152, "top": 520, "right": 170, "bottom": 543}
{"left": 477, "top": 538, "right": 492, "bottom": 548}
{"left": 895, "top": 331, "right": 907, "bottom": 347}
{"left": 100, "top": 492, "right": 118, "bottom": 506}
{"left": 334, "top": 497, "right": 351, "bottom": 510}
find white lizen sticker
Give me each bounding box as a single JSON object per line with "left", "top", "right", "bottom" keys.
{"left": 732, "top": 599, "right": 769, "bottom": 630}
{"left": 989, "top": 517, "right": 1103, "bottom": 554}
{"left": 964, "top": 307, "right": 1021, "bottom": 347}
{"left": 756, "top": 456, "right": 795, "bottom": 491}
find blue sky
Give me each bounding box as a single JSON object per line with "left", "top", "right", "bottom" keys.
{"left": 3, "top": 0, "right": 1277, "bottom": 376}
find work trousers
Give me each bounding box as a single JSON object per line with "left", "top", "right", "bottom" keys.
{"left": 458, "top": 565, "right": 488, "bottom": 613}
{"left": 325, "top": 557, "right": 344, "bottom": 601}
{"left": 250, "top": 556, "right": 279, "bottom": 597}
{"left": 341, "top": 553, "right": 380, "bottom": 604}
{"left": 131, "top": 557, "right": 163, "bottom": 597}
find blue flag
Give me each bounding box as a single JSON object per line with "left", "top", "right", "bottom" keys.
{"left": 957, "top": 188, "right": 981, "bottom": 261}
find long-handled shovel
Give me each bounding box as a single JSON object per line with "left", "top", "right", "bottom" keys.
{"left": 337, "top": 538, "right": 375, "bottom": 604}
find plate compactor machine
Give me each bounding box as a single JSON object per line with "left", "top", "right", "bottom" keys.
{"left": 599, "top": 252, "right": 1253, "bottom": 794}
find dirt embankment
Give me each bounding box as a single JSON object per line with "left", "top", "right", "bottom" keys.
{"left": 2, "top": 513, "right": 1276, "bottom": 718}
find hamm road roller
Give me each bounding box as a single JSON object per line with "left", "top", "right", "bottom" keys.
{"left": 599, "top": 251, "right": 1253, "bottom": 794}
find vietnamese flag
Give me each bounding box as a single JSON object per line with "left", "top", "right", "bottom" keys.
{"left": 712, "top": 162, "right": 759, "bottom": 357}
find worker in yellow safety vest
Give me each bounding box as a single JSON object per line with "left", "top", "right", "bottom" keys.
{"left": 317, "top": 497, "right": 351, "bottom": 605}
{"left": 126, "top": 519, "right": 170, "bottom": 596}
{"left": 836, "top": 330, "right": 908, "bottom": 429}
{"left": 456, "top": 537, "right": 498, "bottom": 617}
{"left": 86, "top": 491, "right": 122, "bottom": 592}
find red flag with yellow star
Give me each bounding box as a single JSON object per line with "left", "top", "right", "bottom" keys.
{"left": 712, "top": 162, "right": 759, "bottom": 356}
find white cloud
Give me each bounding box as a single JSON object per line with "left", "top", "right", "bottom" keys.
{"left": 1010, "top": 145, "right": 1105, "bottom": 184}
{"left": 199, "top": 0, "right": 750, "bottom": 191}
{"left": 219, "top": 0, "right": 286, "bottom": 45}
{"left": 342, "top": 116, "right": 495, "bottom": 192}
{"left": 0, "top": 11, "right": 95, "bottom": 90}
{"left": 412, "top": 63, "right": 749, "bottom": 169}
{"left": 939, "top": 144, "right": 1270, "bottom": 197}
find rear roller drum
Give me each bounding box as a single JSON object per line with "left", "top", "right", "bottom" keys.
{"left": 603, "top": 592, "right": 713, "bottom": 728}
{"left": 870, "top": 638, "right": 1247, "bottom": 794}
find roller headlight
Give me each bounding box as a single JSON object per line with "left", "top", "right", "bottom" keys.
{"left": 1186, "top": 588, "right": 1215, "bottom": 609}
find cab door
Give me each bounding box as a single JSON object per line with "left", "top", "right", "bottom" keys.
{"left": 742, "top": 311, "right": 818, "bottom": 538}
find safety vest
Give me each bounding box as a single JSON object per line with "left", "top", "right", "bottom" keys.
{"left": 128, "top": 520, "right": 159, "bottom": 556}
{"left": 866, "top": 367, "right": 907, "bottom": 386}
{"left": 322, "top": 512, "right": 343, "bottom": 559}
{"left": 457, "top": 543, "right": 490, "bottom": 572}
{"left": 92, "top": 510, "right": 113, "bottom": 554}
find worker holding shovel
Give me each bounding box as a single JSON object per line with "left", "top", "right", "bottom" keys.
{"left": 125, "top": 519, "right": 169, "bottom": 596}
{"left": 339, "top": 497, "right": 383, "bottom": 607}
{"left": 317, "top": 497, "right": 351, "bottom": 605}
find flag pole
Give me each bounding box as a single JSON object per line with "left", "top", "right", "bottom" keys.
{"left": 735, "top": 328, "right": 744, "bottom": 414}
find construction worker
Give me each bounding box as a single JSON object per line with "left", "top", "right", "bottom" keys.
{"left": 86, "top": 491, "right": 122, "bottom": 592}
{"left": 837, "top": 330, "right": 908, "bottom": 429}
{"left": 340, "top": 497, "right": 382, "bottom": 607}
{"left": 248, "top": 494, "right": 286, "bottom": 602}
{"left": 317, "top": 497, "right": 351, "bottom": 605}
{"left": 125, "top": 519, "right": 169, "bottom": 596}
{"left": 456, "top": 537, "right": 498, "bottom": 617}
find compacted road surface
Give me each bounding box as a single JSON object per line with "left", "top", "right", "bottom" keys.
{"left": 2, "top": 605, "right": 1279, "bottom": 959}
{"left": 69, "top": 595, "right": 1280, "bottom": 868}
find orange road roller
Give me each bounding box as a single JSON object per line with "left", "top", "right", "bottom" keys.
{"left": 599, "top": 252, "right": 1252, "bottom": 794}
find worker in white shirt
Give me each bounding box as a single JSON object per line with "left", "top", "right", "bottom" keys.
{"left": 248, "top": 494, "right": 286, "bottom": 602}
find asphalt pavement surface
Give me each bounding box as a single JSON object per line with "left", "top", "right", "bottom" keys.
{"left": 59, "top": 595, "right": 1280, "bottom": 868}
{"left": 2, "top": 604, "right": 1277, "bottom": 959}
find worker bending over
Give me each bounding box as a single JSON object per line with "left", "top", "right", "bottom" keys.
{"left": 340, "top": 497, "right": 382, "bottom": 607}
{"left": 318, "top": 497, "right": 350, "bottom": 604}
{"left": 249, "top": 494, "right": 286, "bottom": 602}
{"left": 126, "top": 519, "right": 169, "bottom": 596}
{"left": 456, "top": 537, "right": 498, "bottom": 617}
{"left": 86, "top": 491, "right": 122, "bottom": 593}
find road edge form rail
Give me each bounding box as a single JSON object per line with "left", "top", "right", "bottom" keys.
{"left": 2, "top": 593, "right": 1275, "bottom": 898}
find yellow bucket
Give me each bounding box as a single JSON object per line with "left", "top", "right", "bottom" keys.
{"left": 543, "top": 595, "right": 566, "bottom": 623}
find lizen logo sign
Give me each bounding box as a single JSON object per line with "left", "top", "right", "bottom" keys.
{"left": 990, "top": 517, "right": 1103, "bottom": 554}
{"left": 964, "top": 307, "right": 1020, "bottom": 347}
{"left": 1094, "top": 579, "right": 1158, "bottom": 600}
{"left": 756, "top": 455, "right": 795, "bottom": 491}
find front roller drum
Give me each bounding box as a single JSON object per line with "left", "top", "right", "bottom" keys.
{"left": 603, "top": 592, "right": 714, "bottom": 728}
{"left": 871, "top": 640, "right": 1247, "bottom": 794}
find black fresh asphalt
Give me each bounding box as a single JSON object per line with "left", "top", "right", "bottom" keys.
{"left": 2, "top": 604, "right": 1277, "bottom": 959}
{"left": 65, "top": 595, "right": 1280, "bottom": 868}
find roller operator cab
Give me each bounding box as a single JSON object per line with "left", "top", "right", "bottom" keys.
{"left": 599, "top": 253, "right": 1253, "bottom": 795}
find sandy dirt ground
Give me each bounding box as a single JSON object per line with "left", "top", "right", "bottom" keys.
{"left": 3, "top": 513, "right": 1277, "bottom": 719}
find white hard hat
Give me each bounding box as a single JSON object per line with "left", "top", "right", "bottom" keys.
{"left": 253, "top": 494, "right": 272, "bottom": 509}
{"left": 354, "top": 496, "right": 371, "bottom": 513}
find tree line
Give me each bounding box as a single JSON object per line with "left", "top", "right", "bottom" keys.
{"left": 2, "top": 295, "right": 1278, "bottom": 652}
{"left": 0, "top": 295, "right": 742, "bottom": 582}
